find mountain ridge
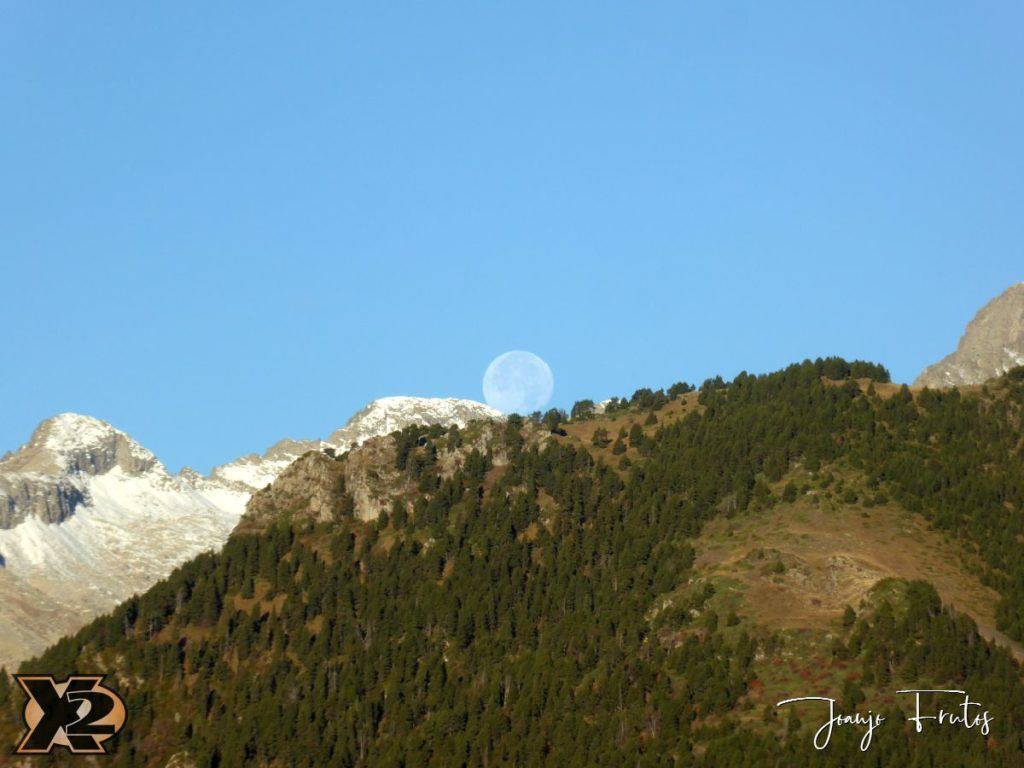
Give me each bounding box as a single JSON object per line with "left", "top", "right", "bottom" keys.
{"left": 0, "top": 396, "right": 503, "bottom": 669}
{"left": 7, "top": 360, "right": 1024, "bottom": 765}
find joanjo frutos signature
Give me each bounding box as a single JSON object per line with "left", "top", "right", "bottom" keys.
{"left": 776, "top": 689, "right": 993, "bottom": 751}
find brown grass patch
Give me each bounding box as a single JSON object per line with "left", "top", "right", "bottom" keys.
{"left": 695, "top": 495, "right": 1023, "bottom": 660}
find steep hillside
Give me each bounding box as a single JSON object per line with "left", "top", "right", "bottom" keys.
{"left": 0, "top": 399, "right": 501, "bottom": 668}
{"left": 4, "top": 360, "right": 1024, "bottom": 765}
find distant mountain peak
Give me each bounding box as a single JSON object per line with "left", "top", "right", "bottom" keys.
{"left": 0, "top": 395, "right": 503, "bottom": 668}
{"left": 326, "top": 396, "right": 503, "bottom": 448}
{"left": 915, "top": 283, "right": 1024, "bottom": 388}
{"left": 31, "top": 412, "right": 157, "bottom": 470}
{"left": 0, "top": 412, "right": 161, "bottom": 528}
{"left": 0, "top": 412, "right": 152, "bottom": 469}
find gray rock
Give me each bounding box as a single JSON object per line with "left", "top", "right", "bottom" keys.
{"left": 0, "top": 475, "right": 86, "bottom": 528}
{"left": 915, "top": 283, "right": 1024, "bottom": 388}
{"left": 0, "top": 413, "right": 157, "bottom": 528}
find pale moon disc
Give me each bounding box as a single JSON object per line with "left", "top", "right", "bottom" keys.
{"left": 482, "top": 351, "right": 554, "bottom": 415}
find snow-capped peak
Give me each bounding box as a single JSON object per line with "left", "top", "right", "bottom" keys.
{"left": 0, "top": 396, "right": 503, "bottom": 669}
{"left": 38, "top": 413, "right": 157, "bottom": 467}
{"left": 40, "top": 412, "right": 120, "bottom": 448}
{"left": 3, "top": 412, "right": 160, "bottom": 478}
{"left": 327, "top": 396, "right": 503, "bottom": 448}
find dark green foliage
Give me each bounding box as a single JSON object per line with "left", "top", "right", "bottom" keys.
{"left": 4, "top": 359, "right": 1024, "bottom": 766}
{"left": 630, "top": 387, "right": 669, "bottom": 411}
{"left": 781, "top": 481, "right": 798, "bottom": 503}
{"left": 815, "top": 356, "right": 892, "bottom": 382}
{"left": 705, "top": 583, "right": 1024, "bottom": 764}
{"left": 667, "top": 381, "right": 695, "bottom": 398}
{"left": 603, "top": 396, "right": 628, "bottom": 414}
{"left": 570, "top": 399, "right": 595, "bottom": 420}
{"left": 542, "top": 408, "right": 567, "bottom": 432}
{"left": 8, "top": 435, "right": 761, "bottom": 766}
{"left": 628, "top": 422, "right": 645, "bottom": 448}
{"left": 842, "top": 604, "right": 857, "bottom": 628}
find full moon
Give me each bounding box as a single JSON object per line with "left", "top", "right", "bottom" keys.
{"left": 482, "top": 351, "right": 554, "bottom": 415}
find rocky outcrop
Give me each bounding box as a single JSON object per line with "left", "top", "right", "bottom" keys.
{"left": 242, "top": 451, "right": 349, "bottom": 530}
{"left": 241, "top": 434, "right": 413, "bottom": 532}
{"left": 915, "top": 283, "right": 1024, "bottom": 388}
{"left": 239, "top": 417, "right": 552, "bottom": 536}
{"left": 0, "top": 414, "right": 158, "bottom": 528}
{"left": 209, "top": 397, "right": 502, "bottom": 494}
{"left": 0, "top": 475, "right": 85, "bottom": 528}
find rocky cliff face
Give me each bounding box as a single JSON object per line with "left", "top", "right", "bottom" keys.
{"left": 915, "top": 283, "right": 1024, "bottom": 388}
{"left": 0, "top": 397, "right": 503, "bottom": 669}
{"left": 0, "top": 413, "right": 157, "bottom": 527}
{"left": 242, "top": 451, "right": 350, "bottom": 530}
{"left": 0, "top": 476, "right": 85, "bottom": 529}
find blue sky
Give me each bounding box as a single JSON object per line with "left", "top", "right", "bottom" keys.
{"left": 1, "top": 3, "right": 1021, "bottom": 472}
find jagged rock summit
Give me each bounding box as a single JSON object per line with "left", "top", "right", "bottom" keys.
{"left": 2, "top": 412, "right": 156, "bottom": 477}
{"left": 915, "top": 283, "right": 1024, "bottom": 389}
{"left": 0, "top": 397, "right": 502, "bottom": 669}
{"left": 0, "top": 413, "right": 158, "bottom": 528}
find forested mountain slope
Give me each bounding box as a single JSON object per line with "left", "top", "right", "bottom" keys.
{"left": 3, "top": 359, "right": 1024, "bottom": 766}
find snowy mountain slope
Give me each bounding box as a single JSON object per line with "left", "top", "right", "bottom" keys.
{"left": 0, "top": 398, "right": 502, "bottom": 669}
{"left": 0, "top": 467, "right": 244, "bottom": 668}
{"left": 326, "top": 397, "right": 505, "bottom": 447}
